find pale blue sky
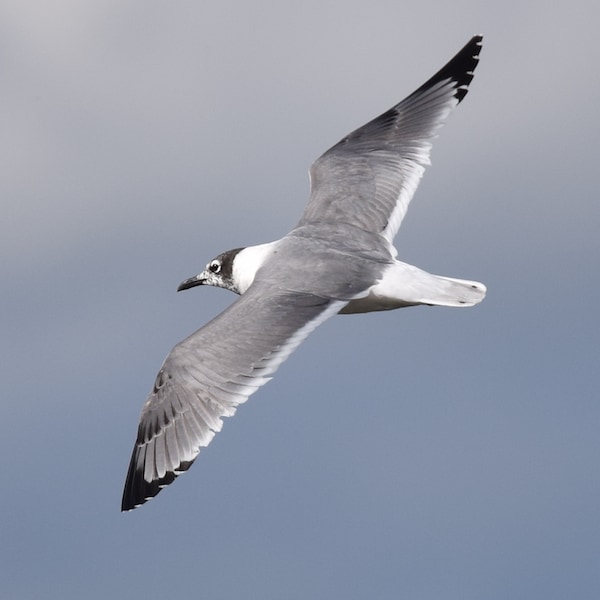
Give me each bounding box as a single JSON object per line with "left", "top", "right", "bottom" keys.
{"left": 2, "top": 1, "right": 599, "bottom": 598}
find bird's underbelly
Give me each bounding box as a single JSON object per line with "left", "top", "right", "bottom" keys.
{"left": 340, "top": 288, "right": 419, "bottom": 314}
{"left": 339, "top": 261, "right": 422, "bottom": 314}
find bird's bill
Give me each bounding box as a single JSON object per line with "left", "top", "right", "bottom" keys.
{"left": 177, "top": 273, "right": 206, "bottom": 292}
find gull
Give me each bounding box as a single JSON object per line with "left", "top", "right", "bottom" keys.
{"left": 122, "top": 35, "right": 486, "bottom": 511}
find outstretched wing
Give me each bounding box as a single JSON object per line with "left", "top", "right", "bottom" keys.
{"left": 298, "top": 35, "right": 482, "bottom": 243}
{"left": 122, "top": 284, "right": 345, "bottom": 510}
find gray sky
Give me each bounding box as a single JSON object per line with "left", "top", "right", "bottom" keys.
{"left": 2, "top": 1, "right": 599, "bottom": 598}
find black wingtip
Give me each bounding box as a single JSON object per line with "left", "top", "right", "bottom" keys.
{"left": 121, "top": 444, "right": 165, "bottom": 512}
{"left": 413, "top": 35, "right": 483, "bottom": 105}
{"left": 121, "top": 444, "right": 195, "bottom": 511}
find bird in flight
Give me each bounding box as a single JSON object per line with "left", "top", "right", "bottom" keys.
{"left": 122, "top": 35, "right": 486, "bottom": 511}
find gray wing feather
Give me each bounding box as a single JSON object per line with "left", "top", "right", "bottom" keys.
{"left": 299, "top": 35, "right": 482, "bottom": 243}
{"left": 122, "top": 283, "right": 345, "bottom": 510}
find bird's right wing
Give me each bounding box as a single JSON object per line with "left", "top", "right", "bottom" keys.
{"left": 299, "top": 36, "right": 482, "bottom": 244}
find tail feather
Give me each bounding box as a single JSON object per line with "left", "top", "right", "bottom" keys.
{"left": 340, "top": 262, "right": 486, "bottom": 314}
{"left": 417, "top": 274, "right": 487, "bottom": 307}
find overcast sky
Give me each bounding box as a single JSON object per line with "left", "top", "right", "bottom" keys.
{"left": 2, "top": 1, "right": 599, "bottom": 599}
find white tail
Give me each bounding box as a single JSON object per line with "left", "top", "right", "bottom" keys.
{"left": 415, "top": 274, "right": 487, "bottom": 307}
{"left": 341, "top": 261, "right": 486, "bottom": 314}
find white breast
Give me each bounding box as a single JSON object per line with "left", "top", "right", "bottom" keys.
{"left": 232, "top": 241, "right": 280, "bottom": 294}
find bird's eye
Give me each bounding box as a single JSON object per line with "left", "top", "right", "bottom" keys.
{"left": 209, "top": 261, "right": 221, "bottom": 274}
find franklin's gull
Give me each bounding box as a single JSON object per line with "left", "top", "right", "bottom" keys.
{"left": 122, "top": 35, "right": 486, "bottom": 511}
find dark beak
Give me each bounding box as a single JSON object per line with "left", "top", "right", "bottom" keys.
{"left": 177, "top": 275, "right": 205, "bottom": 292}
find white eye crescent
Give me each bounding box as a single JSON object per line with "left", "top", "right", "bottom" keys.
{"left": 208, "top": 260, "right": 221, "bottom": 274}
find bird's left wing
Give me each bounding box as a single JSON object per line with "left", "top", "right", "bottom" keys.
{"left": 122, "top": 283, "right": 345, "bottom": 510}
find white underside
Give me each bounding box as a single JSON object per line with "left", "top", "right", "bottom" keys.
{"left": 340, "top": 260, "right": 486, "bottom": 314}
